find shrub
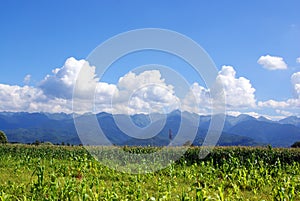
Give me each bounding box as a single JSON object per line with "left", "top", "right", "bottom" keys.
{"left": 291, "top": 141, "right": 300, "bottom": 148}
{"left": 0, "top": 130, "right": 8, "bottom": 144}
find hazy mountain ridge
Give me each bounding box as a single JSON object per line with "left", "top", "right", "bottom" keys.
{"left": 0, "top": 111, "right": 299, "bottom": 147}
{"left": 279, "top": 116, "right": 300, "bottom": 128}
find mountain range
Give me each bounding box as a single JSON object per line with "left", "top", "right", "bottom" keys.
{"left": 0, "top": 111, "right": 300, "bottom": 147}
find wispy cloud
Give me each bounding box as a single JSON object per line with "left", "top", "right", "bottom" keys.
{"left": 23, "top": 74, "right": 31, "bottom": 85}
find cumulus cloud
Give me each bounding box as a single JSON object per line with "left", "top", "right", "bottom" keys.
{"left": 2, "top": 56, "right": 299, "bottom": 117}
{"left": 0, "top": 57, "right": 113, "bottom": 113}
{"left": 39, "top": 57, "right": 99, "bottom": 99}
{"left": 106, "top": 70, "right": 180, "bottom": 114}
{"left": 0, "top": 84, "right": 43, "bottom": 112}
{"left": 182, "top": 65, "right": 256, "bottom": 113}
{"left": 181, "top": 83, "right": 211, "bottom": 114}
{"left": 257, "top": 55, "right": 288, "bottom": 70}
{"left": 291, "top": 72, "right": 300, "bottom": 98}
{"left": 216, "top": 66, "right": 256, "bottom": 108}
{"left": 0, "top": 84, "right": 73, "bottom": 113}
{"left": 297, "top": 57, "right": 300, "bottom": 64}
{"left": 0, "top": 57, "right": 182, "bottom": 114}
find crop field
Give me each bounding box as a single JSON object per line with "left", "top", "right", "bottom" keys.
{"left": 0, "top": 145, "right": 300, "bottom": 200}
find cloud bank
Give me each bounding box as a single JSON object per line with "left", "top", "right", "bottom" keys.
{"left": 0, "top": 57, "right": 299, "bottom": 118}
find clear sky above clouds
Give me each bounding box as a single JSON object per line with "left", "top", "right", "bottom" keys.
{"left": 0, "top": 0, "right": 299, "bottom": 119}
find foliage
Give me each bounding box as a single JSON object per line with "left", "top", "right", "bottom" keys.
{"left": 0, "top": 145, "right": 300, "bottom": 200}
{"left": 0, "top": 130, "right": 7, "bottom": 144}
{"left": 291, "top": 141, "right": 300, "bottom": 148}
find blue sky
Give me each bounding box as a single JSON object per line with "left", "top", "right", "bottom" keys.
{"left": 0, "top": 0, "right": 299, "bottom": 118}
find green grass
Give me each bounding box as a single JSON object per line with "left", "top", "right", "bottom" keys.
{"left": 0, "top": 144, "right": 300, "bottom": 200}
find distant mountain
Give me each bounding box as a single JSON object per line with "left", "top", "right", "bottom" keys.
{"left": 0, "top": 111, "right": 300, "bottom": 147}
{"left": 44, "top": 112, "right": 73, "bottom": 120}
{"left": 5, "top": 128, "right": 80, "bottom": 144}
{"left": 129, "top": 113, "right": 151, "bottom": 128}
{"left": 226, "top": 114, "right": 257, "bottom": 126}
{"left": 257, "top": 116, "right": 273, "bottom": 123}
{"left": 198, "top": 114, "right": 257, "bottom": 132}
{"left": 229, "top": 120, "right": 300, "bottom": 147}
{"left": 279, "top": 116, "right": 300, "bottom": 128}
{"left": 0, "top": 112, "right": 77, "bottom": 144}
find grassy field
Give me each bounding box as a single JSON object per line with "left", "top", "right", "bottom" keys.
{"left": 0, "top": 144, "right": 300, "bottom": 200}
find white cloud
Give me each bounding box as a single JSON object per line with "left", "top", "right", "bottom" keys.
{"left": 258, "top": 100, "right": 289, "bottom": 108}
{"left": 227, "top": 111, "right": 260, "bottom": 118}
{"left": 39, "top": 57, "right": 99, "bottom": 99}
{"left": 257, "top": 72, "right": 300, "bottom": 116}
{"left": 296, "top": 57, "right": 300, "bottom": 63}
{"left": 0, "top": 58, "right": 181, "bottom": 114}
{"left": 181, "top": 83, "right": 211, "bottom": 114}
{"left": 258, "top": 99, "right": 300, "bottom": 110}
{"left": 216, "top": 66, "right": 256, "bottom": 108}
{"left": 2, "top": 57, "right": 299, "bottom": 117}
{"left": 23, "top": 74, "right": 31, "bottom": 85}
{"left": 286, "top": 98, "right": 300, "bottom": 108}
{"left": 226, "top": 111, "right": 242, "bottom": 117}
{"left": 0, "top": 84, "right": 73, "bottom": 113}
{"left": 227, "top": 110, "right": 287, "bottom": 120}
{"left": 0, "top": 57, "right": 116, "bottom": 113}
{"left": 257, "top": 55, "right": 288, "bottom": 70}
{"left": 0, "top": 58, "right": 257, "bottom": 114}
{"left": 106, "top": 70, "right": 180, "bottom": 114}
{"left": 0, "top": 84, "right": 43, "bottom": 112}
{"left": 244, "top": 112, "right": 262, "bottom": 118}
{"left": 276, "top": 109, "right": 293, "bottom": 117}
{"left": 182, "top": 65, "right": 256, "bottom": 114}
{"left": 291, "top": 72, "right": 300, "bottom": 98}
